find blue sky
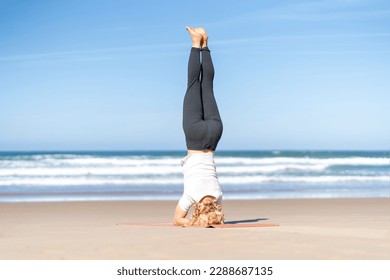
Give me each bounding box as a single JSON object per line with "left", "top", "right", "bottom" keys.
{"left": 1, "top": 0, "right": 389, "bottom": 151}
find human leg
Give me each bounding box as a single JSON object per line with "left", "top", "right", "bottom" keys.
{"left": 183, "top": 48, "right": 204, "bottom": 133}
{"left": 201, "top": 47, "right": 221, "bottom": 122}
{"left": 183, "top": 29, "right": 208, "bottom": 149}
{"left": 200, "top": 45, "right": 223, "bottom": 150}
{"left": 194, "top": 27, "right": 208, "bottom": 48}
{"left": 182, "top": 26, "right": 222, "bottom": 151}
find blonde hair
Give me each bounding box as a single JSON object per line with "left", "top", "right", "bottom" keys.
{"left": 188, "top": 196, "right": 224, "bottom": 227}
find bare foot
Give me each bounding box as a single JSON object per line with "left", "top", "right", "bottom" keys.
{"left": 185, "top": 26, "right": 202, "bottom": 48}
{"left": 194, "top": 27, "right": 208, "bottom": 48}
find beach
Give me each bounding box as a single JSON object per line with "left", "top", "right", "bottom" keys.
{"left": 1, "top": 198, "right": 389, "bottom": 260}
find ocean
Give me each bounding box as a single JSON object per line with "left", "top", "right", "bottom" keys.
{"left": 0, "top": 150, "right": 389, "bottom": 203}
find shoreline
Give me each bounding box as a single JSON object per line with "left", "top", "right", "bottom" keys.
{"left": 2, "top": 192, "right": 390, "bottom": 204}
{"left": 1, "top": 198, "right": 389, "bottom": 260}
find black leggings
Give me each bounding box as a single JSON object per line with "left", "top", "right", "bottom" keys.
{"left": 182, "top": 47, "right": 223, "bottom": 151}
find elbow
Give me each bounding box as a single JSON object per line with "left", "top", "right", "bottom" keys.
{"left": 173, "top": 215, "right": 182, "bottom": 226}
{"left": 173, "top": 217, "right": 189, "bottom": 227}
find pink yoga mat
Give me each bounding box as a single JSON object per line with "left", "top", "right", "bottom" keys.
{"left": 117, "top": 222, "right": 279, "bottom": 228}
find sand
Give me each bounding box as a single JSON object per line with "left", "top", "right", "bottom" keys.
{"left": 0, "top": 198, "right": 389, "bottom": 260}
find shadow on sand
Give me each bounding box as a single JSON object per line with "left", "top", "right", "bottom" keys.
{"left": 224, "top": 218, "right": 268, "bottom": 225}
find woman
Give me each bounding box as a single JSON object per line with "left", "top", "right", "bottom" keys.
{"left": 173, "top": 26, "right": 224, "bottom": 227}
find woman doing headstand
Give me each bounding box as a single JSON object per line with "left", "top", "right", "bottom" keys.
{"left": 173, "top": 26, "right": 224, "bottom": 227}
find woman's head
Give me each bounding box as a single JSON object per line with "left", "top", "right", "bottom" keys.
{"left": 189, "top": 196, "right": 224, "bottom": 227}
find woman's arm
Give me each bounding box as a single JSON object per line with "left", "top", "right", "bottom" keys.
{"left": 173, "top": 203, "right": 189, "bottom": 226}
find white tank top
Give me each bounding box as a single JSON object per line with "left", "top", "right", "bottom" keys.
{"left": 178, "top": 153, "right": 222, "bottom": 212}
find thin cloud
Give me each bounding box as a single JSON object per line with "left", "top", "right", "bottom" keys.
{"left": 213, "top": 32, "right": 390, "bottom": 45}
{"left": 0, "top": 42, "right": 187, "bottom": 62}
{"left": 207, "top": 0, "right": 390, "bottom": 26}
{"left": 1, "top": 32, "right": 389, "bottom": 63}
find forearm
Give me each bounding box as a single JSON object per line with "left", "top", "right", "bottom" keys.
{"left": 173, "top": 203, "right": 189, "bottom": 226}
{"left": 174, "top": 217, "right": 189, "bottom": 227}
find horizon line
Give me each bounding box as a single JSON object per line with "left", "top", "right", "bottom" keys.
{"left": 0, "top": 149, "right": 388, "bottom": 153}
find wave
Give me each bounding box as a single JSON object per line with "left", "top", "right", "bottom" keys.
{"left": 0, "top": 157, "right": 180, "bottom": 168}
{"left": 0, "top": 163, "right": 334, "bottom": 177}
{"left": 0, "top": 153, "right": 388, "bottom": 184}
{"left": 0, "top": 166, "right": 182, "bottom": 177}
{"left": 0, "top": 177, "right": 183, "bottom": 186}
{"left": 1, "top": 154, "right": 388, "bottom": 164}
{"left": 1, "top": 152, "right": 388, "bottom": 202}
{"left": 220, "top": 175, "right": 390, "bottom": 184}
{"left": 0, "top": 175, "right": 388, "bottom": 186}
{"left": 1, "top": 155, "right": 388, "bottom": 171}
{"left": 216, "top": 157, "right": 389, "bottom": 166}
